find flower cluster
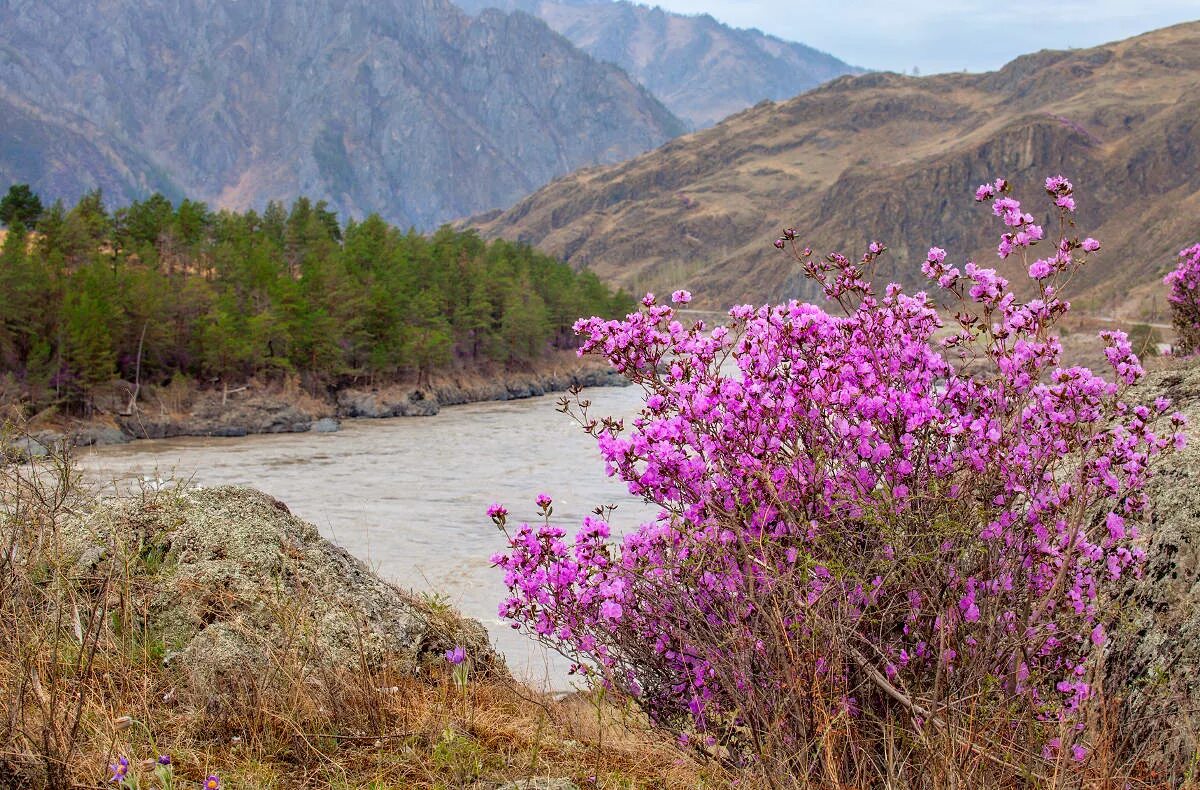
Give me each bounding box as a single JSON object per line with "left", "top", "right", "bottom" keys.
{"left": 108, "top": 754, "right": 186, "bottom": 789}
{"left": 1165, "top": 242, "right": 1200, "bottom": 354}
{"left": 491, "top": 178, "right": 1186, "bottom": 778}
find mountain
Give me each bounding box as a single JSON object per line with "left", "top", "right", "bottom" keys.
{"left": 454, "top": 0, "right": 860, "bottom": 128}
{"left": 0, "top": 0, "right": 685, "bottom": 228}
{"left": 468, "top": 21, "right": 1200, "bottom": 317}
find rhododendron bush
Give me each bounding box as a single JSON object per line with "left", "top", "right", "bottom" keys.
{"left": 1166, "top": 242, "right": 1200, "bottom": 355}
{"left": 491, "top": 178, "right": 1187, "bottom": 783}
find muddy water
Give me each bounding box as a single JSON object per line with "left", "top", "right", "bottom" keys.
{"left": 78, "top": 384, "right": 657, "bottom": 690}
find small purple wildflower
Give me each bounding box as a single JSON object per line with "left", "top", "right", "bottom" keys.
{"left": 109, "top": 756, "right": 130, "bottom": 784}
{"left": 204, "top": 775, "right": 221, "bottom": 790}
{"left": 444, "top": 645, "right": 466, "bottom": 665}
{"left": 535, "top": 493, "right": 552, "bottom": 510}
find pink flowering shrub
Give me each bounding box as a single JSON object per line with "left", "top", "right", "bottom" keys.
{"left": 491, "top": 178, "right": 1187, "bottom": 783}
{"left": 1165, "top": 243, "right": 1200, "bottom": 355}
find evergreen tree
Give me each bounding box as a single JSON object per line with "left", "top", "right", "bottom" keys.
{"left": 0, "top": 184, "right": 43, "bottom": 228}
{"left": 0, "top": 189, "right": 630, "bottom": 412}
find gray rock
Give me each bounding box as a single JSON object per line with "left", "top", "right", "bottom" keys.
{"left": 1104, "top": 363, "right": 1200, "bottom": 779}
{"left": 59, "top": 487, "right": 502, "bottom": 707}
{"left": 338, "top": 388, "right": 440, "bottom": 419}
{"left": 337, "top": 389, "right": 386, "bottom": 419}
{"left": 495, "top": 780, "right": 580, "bottom": 790}
{"left": 312, "top": 417, "right": 341, "bottom": 433}
{"left": 73, "top": 425, "right": 130, "bottom": 446}
{"left": 396, "top": 394, "right": 440, "bottom": 417}
{"left": 207, "top": 426, "right": 248, "bottom": 438}
{"left": 507, "top": 382, "right": 534, "bottom": 399}
{"left": 8, "top": 436, "right": 50, "bottom": 460}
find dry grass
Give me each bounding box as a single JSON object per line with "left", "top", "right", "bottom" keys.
{"left": 0, "top": 440, "right": 721, "bottom": 789}
{"left": 0, "top": 431, "right": 1192, "bottom": 789}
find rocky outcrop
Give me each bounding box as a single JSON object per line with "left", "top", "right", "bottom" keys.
{"left": 1104, "top": 362, "right": 1200, "bottom": 780}
{"left": 337, "top": 388, "right": 441, "bottom": 419}
{"left": 62, "top": 487, "right": 501, "bottom": 700}
{"left": 335, "top": 367, "right": 627, "bottom": 415}
{"left": 0, "top": 0, "right": 684, "bottom": 229}
{"left": 455, "top": 0, "right": 859, "bottom": 128}
{"left": 119, "top": 397, "right": 318, "bottom": 439}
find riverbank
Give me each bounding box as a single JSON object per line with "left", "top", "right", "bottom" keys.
{"left": 6, "top": 352, "right": 629, "bottom": 457}
{"left": 0, "top": 464, "right": 715, "bottom": 789}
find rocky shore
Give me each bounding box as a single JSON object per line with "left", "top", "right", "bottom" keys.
{"left": 7, "top": 356, "right": 628, "bottom": 458}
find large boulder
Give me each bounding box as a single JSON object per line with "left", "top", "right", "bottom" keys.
{"left": 1104, "top": 362, "right": 1200, "bottom": 779}
{"left": 336, "top": 387, "right": 441, "bottom": 418}
{"left": 62, "top": 487, "right": 500, "bottom": 702}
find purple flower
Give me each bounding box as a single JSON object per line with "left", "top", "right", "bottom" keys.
{"left": 670, "top": 289, "right": 692, "bottom": 305}
{"left": 486, "top": 503, "right": 508, "bottom": 523}
{"left": 444, "top": 645, "right": 466, "bottom": 665}
{"left": 492, "top": 175, "right": 1176, "bottom": 764}
{"left": 204, "top": 775, "right": 221, "bottom": 790}
{"left": 535, "top": 493, "right": 552, "bottom": 509}
{"left": 109, "top": 756, "right": 130, "bottom": 784}
{"left": 157, "top": 755, "right": 171, "bottom": 766}
{"left": 1028, "top": 259, "right": 1053, "bottom": 280}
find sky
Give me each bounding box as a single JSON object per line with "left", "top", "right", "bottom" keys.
{"left": 644, "top": 1, "right": 1200, "bottom": 74}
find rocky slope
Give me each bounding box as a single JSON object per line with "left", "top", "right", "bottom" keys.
{"left": 0, "top": 0, "right": 685, "bottom": 228}
{"left": 454, "top": 0, "right": 859, "bottom": 128}
{"left": 1105, "top": 361, "right": 1200, "bottom": 781}
{"left": 469, "top": 21, "right": 1200, "bottom": 317}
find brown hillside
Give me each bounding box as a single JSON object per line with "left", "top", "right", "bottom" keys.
{"left": 469, "top": 21, "right": 1200, "bottom": 317}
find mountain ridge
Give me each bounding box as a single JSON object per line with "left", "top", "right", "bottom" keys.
{"left": 454, "top": 0, "right": 861, "bottom": 127}
{"left": 0, "top": 0, "right": 685, "bottom": 228}
{"left": 467, "top": 20, "right": 1200, "bottom": 317}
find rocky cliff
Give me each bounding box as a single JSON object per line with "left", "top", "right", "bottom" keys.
{"left": 454, "top": 0, "right": 860, "bottom": 128}
{"left": 0, "top": 0, "right": 685, "bottom": 228}
{"left": 469, "top": 21, "right": 1200, "bottom": 317}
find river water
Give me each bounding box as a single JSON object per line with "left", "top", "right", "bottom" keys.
{"left": 77, "top": 384, "right": 657, "bottom": 690}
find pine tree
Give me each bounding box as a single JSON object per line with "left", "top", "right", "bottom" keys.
{"left": 0, "top": 184, "right": 43, "bottom": 228}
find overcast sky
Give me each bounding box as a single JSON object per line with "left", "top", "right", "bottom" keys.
{"left": 644, "top": 1, "right": 1200, "bottom": 73}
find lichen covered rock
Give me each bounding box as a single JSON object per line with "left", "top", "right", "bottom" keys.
{"left": 62, "top": 486, "right": 500, "bottom": 698}
{"left": 1104, "top": 362, "right": 1200, "bottom": 778}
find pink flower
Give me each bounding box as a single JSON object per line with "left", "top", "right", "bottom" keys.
{"left": 671, "top": 290, "right": 692, "bottom": 304}
{"left": 1028, "top": 259, "right": 1053, "bottom": 280}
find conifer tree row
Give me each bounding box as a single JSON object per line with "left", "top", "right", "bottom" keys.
{"left": 0, "top": 186, "right": 634, "bottom": 410}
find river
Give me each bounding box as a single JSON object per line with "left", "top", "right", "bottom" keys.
{"left": 77, "top": 383, "right": 658, "bottom": 690}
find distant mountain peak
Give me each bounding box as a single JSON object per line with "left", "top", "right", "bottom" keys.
{"left": 453, "top": 0, "right": 862, "bottom": 128}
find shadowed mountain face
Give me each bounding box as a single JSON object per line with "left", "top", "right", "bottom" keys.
{"left": 469, "top": 21, "right": 1200, "bottom": 317}
{"left": 0, "top": 0, "right": 685, "bottom": 228}
{"left": 455, "top": 0, "right": 860, "bottom": 128}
